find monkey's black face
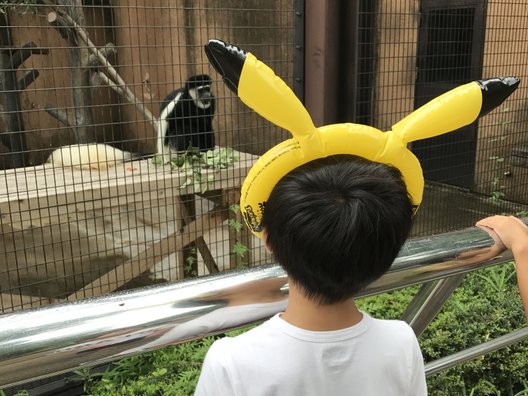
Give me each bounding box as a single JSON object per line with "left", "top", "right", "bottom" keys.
{"left": 159, "top": 74, "right": 216, "bottom": 152}
{"left": 189, "top": 84, "right": 214, "bottom": 110}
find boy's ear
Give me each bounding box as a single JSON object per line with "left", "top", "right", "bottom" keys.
{"left": 262, "top": 229, "right": 273, "bottom": 253}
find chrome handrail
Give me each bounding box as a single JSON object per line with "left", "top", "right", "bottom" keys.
{"left": 0, "top": 224, "right": 521, "bottom": 388}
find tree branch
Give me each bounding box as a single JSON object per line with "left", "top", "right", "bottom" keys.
{"left": 45, "top": 103, "right": 74, "bottom": 128}
{"left": 47, "top": 11, "right": 158, "bottom": 131}
{"left": 87, "top": 42, "right": 116, "bottom": 68}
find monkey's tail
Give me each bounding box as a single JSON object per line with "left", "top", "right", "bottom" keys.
{"left": 47, "top": 143, "right": 155, "bottom": 171}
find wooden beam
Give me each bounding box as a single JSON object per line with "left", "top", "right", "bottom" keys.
{"left": 66, "top": 206, "right": 229, "bottom": 300}
{"left": 1, "top": 293, "right": 54, "bottom": 313}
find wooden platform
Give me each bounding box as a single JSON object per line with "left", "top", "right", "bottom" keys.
{"left": 0, "top": 151, "right": 258, "bottom": 312}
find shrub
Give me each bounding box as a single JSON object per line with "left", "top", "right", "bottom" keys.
{"left": 421, "top": 263, "right": 528, "bottom": 396}
{"left": 82, "top": 337, "right": 215, "bottom": 396}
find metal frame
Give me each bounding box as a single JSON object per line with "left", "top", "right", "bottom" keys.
{"left": 1, "top": 222, "right": 526, "bottom": 388}
{"left": 293, "top": 0, "right": 305, "bottom": 102}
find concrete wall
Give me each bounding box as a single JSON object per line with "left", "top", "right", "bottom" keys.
{"left": 8, "top": 6, "right": 120, "bottom": 165}
{"left": 2, "top": 1, "right": 294, "bottom": 167}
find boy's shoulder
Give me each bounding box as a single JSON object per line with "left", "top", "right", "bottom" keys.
{"left": 202, "top": 315, "right": 282, "bottom": 371}
{"left": 352, "top": 313, "right": 418, "bottom": 346}
{"left": 210, "top": 312, "right": 416, "bottom": 354}
{"left": 366, "top": 314, "right": 416, "bottom": 335}
{"left": 210, "top": 314, "right": 282, "bottom": 350}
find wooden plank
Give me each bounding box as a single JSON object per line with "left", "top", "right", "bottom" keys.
{"left": 66, "top": 206, "right": 229, "bottom": 301}
{"left": 0, "top": 151, "right": 257, "bottom": 201}
{"left": 0, "top": 292, "right": 55, "bottom": 313}
{"left": 1, "top": 150, "right": 258, "bottom": 302}
{"left": 0, "top": 151, "right": 258, "bottom": 230}
{"left": 196, "top": 236, "right": 220, "bottom": 274}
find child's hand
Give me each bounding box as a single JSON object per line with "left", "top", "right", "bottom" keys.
{"left": 476, "top": 215, "right": 528, "bottom": 254}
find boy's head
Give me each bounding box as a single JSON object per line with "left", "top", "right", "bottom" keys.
{"left": 261, "top": 154, "right": 413, "bottom": 304}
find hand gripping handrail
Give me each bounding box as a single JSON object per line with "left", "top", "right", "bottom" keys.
{"left": 0, "top": 222, "right": 524, "bottom": 388}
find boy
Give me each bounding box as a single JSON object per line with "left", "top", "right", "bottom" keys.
{"left": 477, "top": 215, "right": 528, "bottom": 319}
{"left": 195, "top": 154, "right": 427, "bottom": 395}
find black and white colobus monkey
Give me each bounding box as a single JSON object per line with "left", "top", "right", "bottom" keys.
{"left": 46, "top": 75, "right": 216, "bottom": 170}
{"left": 158, "top": 74, "right": 216, "bottom": 154}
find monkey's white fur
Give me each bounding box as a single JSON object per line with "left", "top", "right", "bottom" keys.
{"left": 46, "top": 143, "right": 134, "bottom": 170}
{"left": 157, "top": 91, "right": 182, "bottom": 157}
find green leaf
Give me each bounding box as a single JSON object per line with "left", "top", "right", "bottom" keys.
{"left": 151, "top": 155, "right": 165, "bottom": 166}
{"left": 185, "top": 255, "right": 197, "bottom": 267}
{"left": 489, "top": 155, "right": 505, "bottom": 163}
{"left": 170, "top": 155, "right": 186, "bottom": 168}
{"left": 236, "top": 261, "right": 248, "bottom": 269}
{"left": 228, "top": 219, "right": 242, "bottom": 232}
{"left": 230, "top": 241, "right": 249, "bottom": 258}
{"left": 152, "top": 367, "right": 168, "bottom": 377}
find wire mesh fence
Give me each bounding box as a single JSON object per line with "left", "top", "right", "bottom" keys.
{"left": 0, "top": 0, "right": 295, "bottom": 314}
{"left": 1, "top": 0, "right": 528, "bottom": 315}
{"left": 349, "top": 0, "right": 528, "bottom": 236}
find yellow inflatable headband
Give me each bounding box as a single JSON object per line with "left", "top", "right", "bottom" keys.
{"left": 204, "top": 39, "right": 520, "bottom": 239}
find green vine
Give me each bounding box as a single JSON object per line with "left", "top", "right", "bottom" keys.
{"left": 228, "top": 204, "right": 249, "bottom": 268}
{"left": 487, "top": 107, "right": 512, "bottom": 204}
{"left": 489, "top": 175, "right": 505, "bottom": 204}
{"left": 184, "top": 247, "right": 198, "bottom": 277}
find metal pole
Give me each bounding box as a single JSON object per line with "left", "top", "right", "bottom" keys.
{"left": 293, "top": 0, "right": 305, "bottom": 102}
{"left": 0, "top": 225, "right": 514, "bottom": 388}
{"left": 401, "top": 274, "right": 466, "bottom": 336}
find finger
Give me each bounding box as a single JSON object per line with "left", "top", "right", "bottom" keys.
{"left": 511, "top": 216, "right": 527, "bottom": 228}
{"left": 476, "top": 216, "right": 500, "bottom": 227}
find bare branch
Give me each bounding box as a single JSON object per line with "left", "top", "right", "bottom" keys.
{"left": 47, "top": 11, "right": 71, "bottom": 41}
{"left": 87, "top": 43, "right": 116, "bottom": 68}
{"left": 50, "top": 10, "right": 158, "bottom": 130}
{"left": 96, "top": 72, "right": 127, "bottom": 97}
{"left": 44, "top": 104, "right": 74, "bottom": 128}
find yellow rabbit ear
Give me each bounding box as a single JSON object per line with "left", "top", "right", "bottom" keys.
{"left": 205, "top": 39, "right": 316, "bottom": 138}
{"left": 392, "top": 77, "right": 520, "bottom": 143}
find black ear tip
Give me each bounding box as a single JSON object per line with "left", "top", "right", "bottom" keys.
{"left": 206, "top": 38, "right": 227, "bottom": 48}
{"left": 204, "top": 39, "right": 227, "bottom": 59}
{"left": 204, "top": 39, "right": 248, "bottom": 95}
{"left": 478, "top": 76, "right": 521, "bottom": 117}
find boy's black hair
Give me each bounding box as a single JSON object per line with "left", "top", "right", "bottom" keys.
{"left": 261, "top": 154, "right": 413, "bottom": 304}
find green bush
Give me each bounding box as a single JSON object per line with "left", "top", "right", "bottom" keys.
{"left": 83, "top": 263, "right": 528, "bottom": 395}
{"left": 81, "top": 337, "right": 215, "bottom": 396}
{"left": 421, "top": 263, "right": 528, "bottom": 396}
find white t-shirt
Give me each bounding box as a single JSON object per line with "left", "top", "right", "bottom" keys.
{"left": 195, "top": 312, "right": 427, "bottom": 396}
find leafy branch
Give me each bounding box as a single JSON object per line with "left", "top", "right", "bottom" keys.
{"left": 228, "top": 203, "right": 249, "bottom": 268}
{"left": 152, "top": 147, "right": 239, "bottom": 193}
